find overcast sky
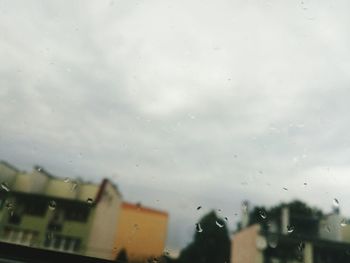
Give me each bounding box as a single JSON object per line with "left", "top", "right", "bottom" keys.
{"left": 1, "top": 0, "right": 350, "bottom": 254}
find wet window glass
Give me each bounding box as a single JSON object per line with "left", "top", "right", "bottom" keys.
{"left": 1, "top": 0, "right": 350, "bottom": 262}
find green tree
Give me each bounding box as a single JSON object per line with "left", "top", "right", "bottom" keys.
{"left": 178, "top": 211, "right": 231, "bottom": 263}
{"left": 247, "top": 200, "right": 323, "bottom": 237}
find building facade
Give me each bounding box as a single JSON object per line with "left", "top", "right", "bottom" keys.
{"left": 231, "top": 204, "right": 350, "bottom": 263}
{"left": 114, "top": 202, "right": 169, "bottom": 262}
{"left": 0, "top": 161, "right": 122, "bottom": 260}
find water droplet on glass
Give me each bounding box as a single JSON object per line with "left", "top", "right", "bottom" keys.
{"left": 341, "top": 219, "right": 347, "bottom": 227}
{"left": 48, "top": 200, "right": 56, "bottom": 210}
{"left": 304, "top": 182, "right": 307, "bottom": 186}
{"left": 5, "top": 202, "right": 14, "bottom": 210}
{"left": 36, "top": 166, "right": 42, "bottom": 172}
{"left": 1, "top": 182, "right": 10, "bottom": 192}
{"left": 267, "top": 235, "right": 278, "bottom": 248}
{"left": 287, "top": 225, "right": 294, "bottom": 233}
{"left": 259, "top": 210, "right": 267, "bottom": 219}
{"left": 63, "top": 177, "right": 70, "bottom": 183}
{"left": 325, "top": 225, "right": 331, "bottom": 233}
{"left": 87, "top": 198, "right": 93, "bottom": 204}
{"left": 283, "top": 187, "right": 288, "bottom": 191}
{"left": 197, "top": 206, "right": 202, "bottom": 210}
{"left": 195, "top": 223, "right": 203, "bottom": 233}
{"left": 47, "top": 232, "right": 53, "bottom": 240}
{"left": 215, "top": 220, "right": 224, "bottom": 228}
{"left": 242, "top": 203, "right": 248, "bottom": 214}
{"left": 71, "top": 182, "right": 78, "bottom": 191}
{"left": 334, "top": 198, "right": 339, "bottom": 207}
{"left": 298, "top": 241, "right": 305, "bottom": 251}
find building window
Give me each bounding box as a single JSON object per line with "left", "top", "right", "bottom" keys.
{"left": 72, "top": 239, "right": 81, "bottom": 252}
{"left": 64, "top": 237, "right": 72, "bottom": 251}
{"left": 53, "top": 236, "right": 62, "bottom": 249}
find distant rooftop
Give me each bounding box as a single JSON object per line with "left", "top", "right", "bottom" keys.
{"left": 122, "top": 202, "right": 168, "bottom": 217}
{"left": 0, "top": 160, "right": 19, "bottom": 172}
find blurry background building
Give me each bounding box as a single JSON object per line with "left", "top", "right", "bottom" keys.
{"left": 231, "top": 201, "right": 350, "bottom": 263}
{"left": 0, "top": 160, "right": 123, "bottom": 260}
{"left": 0, "top": 160, "right": 169, "bottom": 261}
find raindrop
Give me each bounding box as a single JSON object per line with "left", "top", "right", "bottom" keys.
{"left": 71, "top": 182, "right": 78, "bottom": 191}
{"left": 215, "top": 220, "right": 224, "bottom": 228}
{"left": 287, "top": 225, "right": 294, "bottom": 233}
{"left": 197, "top": 206, "right": 202, "bottom": 210}
{"left": 242, "top": 203, "right": 248, "bottom": 213}
{"left": 87, "top": 198, "right": 93, "bottom": 205}
{"left": 298, "top": 241, "right": 305, "bottom": 251}
{"left": 341, "top": 219, "right": 347, "bottom": 227}
{"left": 259, "top": 210, "right": 267, "bottom": 219}
{"left": 224, "top": 217, "right": 228, "bottom": 221}
{"left": 333, "top": 198, "right": 339, "bottom": 207}
{"left": 48, "top": 200, "right": 56, "bottom": 210}
{"left": 47, "top": 232, "right": 53, "bottom": 240}
{"left": 303, "top": 182, "right": 307, "bottom": 186}
{"left": 267, "top": 235, "right": 278, "bottom": 248}
{"left": 36, "top": 166, "right": 43, "bottom": 172}
{"left": 1, "top": 182, "right": 10, "bottom": 192}
{"left": 195, "top": 223, "right": 203, "bottom": 233}
{"left": 5, "top": 202, "right": 14, "bottom": 210}
{"left": 325, "top": 225, "right": 331, "bottom": 233}
{"left": 283, "top": 187, "right": 288, "bottom": 191}
{"left": 63, "top": 177, "right": 70, "bottom": 183}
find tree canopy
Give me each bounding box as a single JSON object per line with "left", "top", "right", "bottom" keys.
{"left": 177, "top": 211, "right": 230, "bottom": 263}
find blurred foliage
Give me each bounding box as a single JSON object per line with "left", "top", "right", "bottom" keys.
{"left": 176, "top": 211, "right": 230, "bottom": 263}
{"left": 248, "top": 200, "right": 324, "bottom": 237}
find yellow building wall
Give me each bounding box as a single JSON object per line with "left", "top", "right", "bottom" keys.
{"left": 114, "top": 203, "right": 168, "bottom": 262}
{"left": 77, "top": 184, "right": 99, "bottom": 202}
{"left": 0, "top": 162, "right": 18, "bottom": 186}
{"left": 13, "top": 171, "right": 49, "bottom": 193}
{"left": 341, "top": 225, "right": 350, "bottom": 242}
{"left": 45, "top": 179, "right": 77, "bottom": 199}
{"left": 232, "top": 224, "right": 262, "bottom": 263}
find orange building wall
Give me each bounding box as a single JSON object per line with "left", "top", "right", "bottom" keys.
{"left": 114, "top": 202, "right": 168, "bottom": 262}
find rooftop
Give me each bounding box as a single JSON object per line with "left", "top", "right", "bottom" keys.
{"left": 122, "top": 202, "right": 168, "bottom": 217}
